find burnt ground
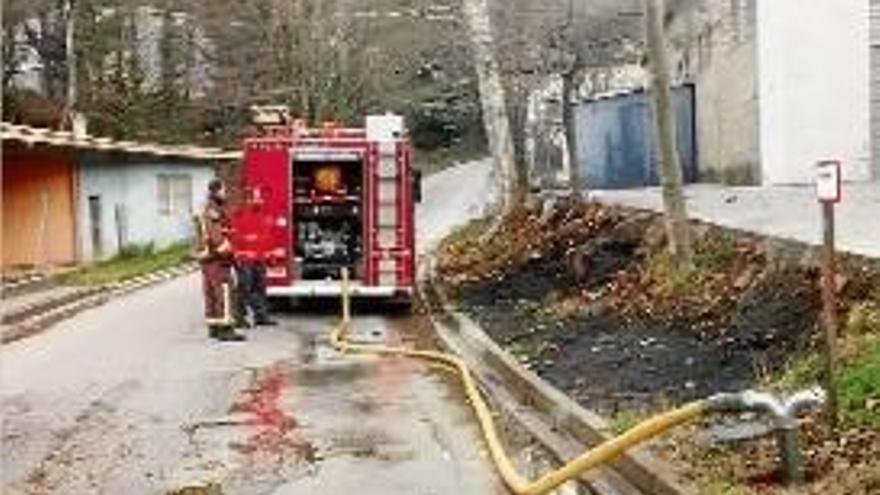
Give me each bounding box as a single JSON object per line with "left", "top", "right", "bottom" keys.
{"left": 438, "top": 201, "right": 880, "bottom": 494}
{"left": 458, "top": 260, "right": 819, "bottom": 413}
{"left": 439, "top": 203, "right": 831, "bottom": 414}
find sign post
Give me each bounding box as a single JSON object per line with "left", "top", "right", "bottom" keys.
{"left": 815, "top": 160, "right": 841, "bottom": 430}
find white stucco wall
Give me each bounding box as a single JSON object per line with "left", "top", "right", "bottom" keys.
{"left": 871, "top": 0, "right": 880, "bottom": 179}
{"left": 757, "top": 0, "right": 872, "bottom": 184}
{"left": 78, "top": 160, "right": 215, "bottom": 261}
{"left": 668, "top": 0, "right": 762, "bottom": 184}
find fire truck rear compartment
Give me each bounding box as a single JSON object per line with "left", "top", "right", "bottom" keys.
{"left": 292, "top": 160, "right": 364, "bottom": 281}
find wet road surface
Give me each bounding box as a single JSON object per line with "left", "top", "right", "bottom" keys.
{"left": 1, "top": 160, "right": 500, "bottom": 494}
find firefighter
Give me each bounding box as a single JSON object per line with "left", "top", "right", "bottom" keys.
{"left": 232, "top": 188, "right": 277, "bottom": 328}
{"left": 196, "top": 179, "right": 246, "bottom": 342}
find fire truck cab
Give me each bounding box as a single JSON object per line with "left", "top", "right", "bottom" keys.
{"left": 233, "top": 109, "right": 420, "bottom": 307}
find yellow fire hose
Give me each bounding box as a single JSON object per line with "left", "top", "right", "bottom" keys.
{"left": 329, "top": 269, "right": 711, "bottom": 495}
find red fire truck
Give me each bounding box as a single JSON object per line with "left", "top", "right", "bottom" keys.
{"left": 232, "top": 110, "right": 421, "bottom": 307}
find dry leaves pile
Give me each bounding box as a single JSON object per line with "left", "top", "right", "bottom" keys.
{"left": 437, "top": 201, "right": 616, "bottom": 288}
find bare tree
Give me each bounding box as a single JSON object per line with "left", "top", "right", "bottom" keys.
{"left": 643, "top": 0, "right": 692, "bottom": 267}
{"left": 461, "top": 0, "right": 520, "bottom": 220}
{"left": 6, "top": 0, "right": 484, "bottom": 150}
{"left": 63, "top": 0, "right": 76, "bottom": 120}
{"left": 559, "top": 0, "right": 584, "bottom": 195}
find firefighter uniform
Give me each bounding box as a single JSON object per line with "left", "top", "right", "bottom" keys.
{"left": 196, "top": 180, "right": 245, "bottom": 341}
{"left": 232, "top": 203, "right": 277, "bottom": 327}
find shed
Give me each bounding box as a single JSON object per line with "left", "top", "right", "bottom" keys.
{"left": 2, "top": 145, "right": 77, "bottom": 267}
{"left": 1, "top": 123, "right": 240, "bottom": 270}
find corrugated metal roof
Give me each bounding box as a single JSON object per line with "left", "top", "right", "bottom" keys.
{"left": 1, "top": 122, "right": 242, "bottom": 161}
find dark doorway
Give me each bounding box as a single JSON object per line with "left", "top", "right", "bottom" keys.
{"left": 88, "top": 195, "right": 102, "bottom": 259}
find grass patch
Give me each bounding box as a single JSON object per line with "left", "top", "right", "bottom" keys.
{"left": 647, "top": 251, "right": 703, "bottom": 296}
{"left": 608, "top": 409, "right": 645, "bottom": 436}
{"left": 56, "top": 242, "right": 192, "bottom": 287}
{"left": 647, "top": 231, "right": 740, "bottom": 297}
{"left": 773, "top": 350, "right": 823, "bottom": 390}
{"left": 846, "top": 299, "right": 880, "bottom": 336}
{"left": 838, "top": 337, "right": 880, "bottom": 428}
{"left": 703, "top": 480, "right": 752, "bottom": 495}
{"left": 508, "top": 338, "right": 549, "bottom": 365}
{"left": 771, "top": 300, "right": 880, "bottom": 428}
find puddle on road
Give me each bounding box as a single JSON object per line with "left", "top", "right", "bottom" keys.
{"left": 165, "top": 482, "right": 223, "bottom": 495}
{"left": 292, "top": 361, "right": 368, "bottom": 388}
{"left": 182, "top": 311, "right": 478, "bottom": 493}
{"left": 323, "top": 427, "right": 414, "bottom": 462}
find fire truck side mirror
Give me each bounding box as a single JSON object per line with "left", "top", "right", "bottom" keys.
{"left": 412, "top": 169, "right": 423, "bottom": 203}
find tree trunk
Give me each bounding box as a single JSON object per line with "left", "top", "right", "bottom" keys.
{"left": 562, "top": 68, "right": 582, "bottom": 195}
{"left": 461, "top": 0, "right": 519, "bottom": 220}
{"left": 643, "top": 0, "right": 693, "bottom": 268}
{"left": 64, "top": 0, "right": 77, "bottom": 121}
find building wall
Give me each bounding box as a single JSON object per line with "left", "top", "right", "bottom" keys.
{"left": 77, "top": 159, "right": 215, "bottom": 261}
{"left": 2, "top": 149, "right": 77, "bottom": 268}
{"left": 669, "top": 0, "right": 762, "bottom": 184}
{"left": 871, "top": 0, "right": 880, "bottom": 179}
{"left": 757, "top": 0, "right": 872, "bottom": 184}
{"left": 524, "top": 75, "right": 567, "bottom": 189}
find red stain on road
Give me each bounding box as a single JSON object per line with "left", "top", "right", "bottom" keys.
{"left": 229, "top": 363, "right": 313, "bottom": 464}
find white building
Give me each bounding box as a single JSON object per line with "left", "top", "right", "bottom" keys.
{"left": 871, "top": 0, "right": 880, "bottom": 181}
{"left": 562, "top": 0, "right": 874, "bottom": 187}
{"left": 1, "top": 123, "right": 235, "bottom": 268}
{"left": 77, "top": 154, "right": 217, "bottom": 261}
{"left": 666, "top": 0, "right": 872, "bottom": 185}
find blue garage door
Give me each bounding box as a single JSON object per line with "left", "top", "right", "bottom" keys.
{"left": 573, "top": 85, "right": 697, "bottom": 189}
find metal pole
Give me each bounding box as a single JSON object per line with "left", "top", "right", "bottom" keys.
{"left": 821, "top": 201, "right": 839, "bottom": 430}
{"left": 777, "top": 424, "right": 805, "bottom": 485}
{"left": 341, "top": 267, "right": 351, "bottom": 324}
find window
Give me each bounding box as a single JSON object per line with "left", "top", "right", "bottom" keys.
{"left": 157, "top": 173, "right": 193, "bottom": 215}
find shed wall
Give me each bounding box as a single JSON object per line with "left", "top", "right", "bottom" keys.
{"left": 77, "top": 160, "right": 215, "bottom": 261}
{"left": 2, "top": 149, "right": 77, "bottom": 268}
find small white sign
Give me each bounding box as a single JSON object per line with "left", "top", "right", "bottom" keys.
{"left": 815, "top": 161, "right": 841, "bottom": 203}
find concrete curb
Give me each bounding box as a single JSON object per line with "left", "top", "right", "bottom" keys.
{"left": 1, "top": 273, "right": 51, "bottom": 298}
{"left": 2, "top": 263, "right": 198, "bottom": 345}
{"left": 2, "top": 287, "right": 104, "bottom": 325}
{"left": 421, "top": 269, "right": 697, "bottom": 495}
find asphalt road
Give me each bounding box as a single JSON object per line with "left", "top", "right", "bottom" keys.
{"left": 1, "top": 159, "right": 498, "bottom": 495}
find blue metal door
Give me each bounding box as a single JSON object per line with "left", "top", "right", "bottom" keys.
{"left": 573, "top": 85, "right": 697, "bottom": 189}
